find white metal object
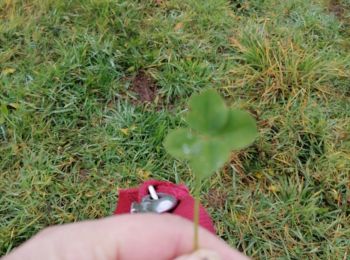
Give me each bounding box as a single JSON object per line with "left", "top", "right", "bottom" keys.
{"left": 148, "top": 185, "right": 159, "bottom": 200}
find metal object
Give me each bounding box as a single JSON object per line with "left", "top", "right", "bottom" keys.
{"left": 130, "top": 185, "right": 178, "bottom": 214}
{"left": 148, "top": 185, "right": 159, "bottom": 200}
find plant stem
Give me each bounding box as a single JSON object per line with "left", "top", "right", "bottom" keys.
{"left": 193, "top": 179, "right": 201, "bottom": 251}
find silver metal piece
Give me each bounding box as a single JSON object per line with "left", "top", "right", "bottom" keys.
{"left": 130, "top": 192, "right": 178, "bottom": 214}
{"left": 153, "top": 196, "right": 176, "bottom": 213}
{"left": 148, "top": 185, "right": 159, "bottom": 200}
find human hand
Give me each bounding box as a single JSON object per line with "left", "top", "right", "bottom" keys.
{"left": 3, "top": 214, "right": 248, "bottom": 260}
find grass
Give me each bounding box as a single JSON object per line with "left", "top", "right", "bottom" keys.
{"left": 0, "top": 0, "right": 349, "bottom": 258}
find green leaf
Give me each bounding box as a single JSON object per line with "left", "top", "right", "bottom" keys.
{"left": 163, "top": 128, "right": 200, "bottom": 160}
{"left": 163, "top": 90, "right": 258, "bottom": 181}
{"left": 187, "top": 89, "right": 228, "bottom": 134}
{"left": 189, "top": 139, "right": 231, "bottom": 179}
{"left": 219, "top": 109, "right": 258, "bottom": 150}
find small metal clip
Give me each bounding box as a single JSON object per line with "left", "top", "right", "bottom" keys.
{"left": 130, "top": 185, "right": 178, "bottom": 214}
{"left": 148, "top": 185, "right": 159, "bottom": 200}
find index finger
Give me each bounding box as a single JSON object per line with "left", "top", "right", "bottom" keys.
{"left": 4, "top": 214, "right": 249, "bottom": 260}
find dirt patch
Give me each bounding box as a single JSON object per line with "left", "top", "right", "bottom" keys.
{"left": 328, "top": 0, "right": 346, "bottom": 19}
{"left": 131, "top": 71, "right": 158, "bottom": 104}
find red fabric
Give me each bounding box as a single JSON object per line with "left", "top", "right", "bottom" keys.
{"left": 114, "top": 180, "right": 215, "bottom": 233}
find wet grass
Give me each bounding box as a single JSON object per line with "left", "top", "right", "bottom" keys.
{"left": 1, "top": 0, "right": 349, "bottom": 258}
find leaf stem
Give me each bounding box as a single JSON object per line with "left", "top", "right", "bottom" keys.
{"left": 193, "top": 178, "right": 201, "bottom": 251}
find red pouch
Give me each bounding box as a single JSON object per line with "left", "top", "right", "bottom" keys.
{"left": 114, "top": 180, "right": 215, "bottom": 233}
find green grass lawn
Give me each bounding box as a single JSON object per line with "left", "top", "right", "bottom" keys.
{"left": 1, "top": 0, "right": 349, "bottom": 258}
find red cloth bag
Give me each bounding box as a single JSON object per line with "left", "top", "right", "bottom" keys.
{"left": 114, "top": 180, "right": 215, "bottom": 233}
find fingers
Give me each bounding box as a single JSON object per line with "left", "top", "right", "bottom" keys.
{"left": 110, "top": 214, "right": 248, "bottom": 260}
{"left": 4, "top": 214, "right": 249, "bottom": 260}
